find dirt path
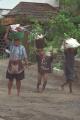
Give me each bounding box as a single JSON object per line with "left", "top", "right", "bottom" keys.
{"left": 0, "top": 59, "right": 80, "bottom": 120}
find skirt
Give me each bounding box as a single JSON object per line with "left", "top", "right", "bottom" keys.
{"left": 64, "top": 65, "right": 75, "bottom": 81}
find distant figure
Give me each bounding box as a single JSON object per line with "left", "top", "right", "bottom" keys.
{"left": 61, "top": 48, "right": 77, "bottom": 93}
{"left": 6, "top": 38, "right": 28, "bottom": 96}
{"left": 36, "top": 49, "right": 53, "bottom": 92}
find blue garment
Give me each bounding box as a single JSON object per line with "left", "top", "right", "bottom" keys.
{"left": 10, "top": 45, "right": 27, "bottom": 60}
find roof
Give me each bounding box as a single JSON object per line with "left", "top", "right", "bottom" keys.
{"left": 6, "top": 2, "right": 59, "bottom": 19}
{"left": 0, "top": 8, "right": 11, "bottom": 10}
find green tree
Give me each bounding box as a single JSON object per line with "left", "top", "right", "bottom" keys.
{"left": 44, "top": 12, "right": 79, "bottom": 49}
{"left": 60, "top": 0, "right": 80, "bottom": 15}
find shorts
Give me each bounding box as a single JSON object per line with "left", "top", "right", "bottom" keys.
{"left": 6, "top": 71, "right": 24, "bottom": 80}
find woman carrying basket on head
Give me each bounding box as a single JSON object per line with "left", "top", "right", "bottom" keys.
{"left": 6, "top": 38, "right": 28, "bottom": 96}
{"left": 61, "top": 38, "right": 80, "bottom": 93}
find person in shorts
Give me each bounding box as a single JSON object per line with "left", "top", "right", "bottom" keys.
{"left": 6, "top": 38, "right": 28, "bottom": 96}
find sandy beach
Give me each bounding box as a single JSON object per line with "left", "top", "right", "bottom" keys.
{"left": 0, "top": 59, "right": 80, "bottom": 120}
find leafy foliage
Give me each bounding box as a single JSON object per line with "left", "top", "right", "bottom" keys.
{"left": 44, "top": 13, "right": 77, "bottom": 49}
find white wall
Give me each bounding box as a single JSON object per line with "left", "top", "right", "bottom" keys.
{"left": 1, "top": 10, "right": 10, "bottom": 15}
{"left": 0, "top": 9, "right": 10, "bottom": 19}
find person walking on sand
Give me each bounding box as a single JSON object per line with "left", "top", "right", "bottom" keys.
{"left": 61, "top": 48, "right": 76, "bottom": 93}
{"left": 36, "top": 49, "right": 53, "bottom": 92}
{"left": 6, "top": 38, "right": 28, "bottom": 96}
{"left": 61, "top": 38, "right": 80, "bottom": 93}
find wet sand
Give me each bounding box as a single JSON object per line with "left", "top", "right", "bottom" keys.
{"left": 0, "top": 59, "right": 80, "bottom": 120}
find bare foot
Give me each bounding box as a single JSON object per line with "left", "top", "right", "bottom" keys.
{"left": 8, "top": 91, "right": 11, "bottom": 96}
{"left": 36, "top": 89, "right": 40, "bottom": 93}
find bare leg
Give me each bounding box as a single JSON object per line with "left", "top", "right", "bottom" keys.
{"left": 42, "top": 73, "right": 48, "bottom": 92}
{"left": 61, "top": 81, "right": 68, "bottom": 90}
{"left": 69, "top": 81, "right": 72, "bottom": 93}
{"left": 8, "top": 80, "right": 13, "bottom": 95}
{"left": 37, "top": 73, "right": 42, "bottom": 92}
{"left": 61, "top": 80, "right": 73, "bottom": 93}
{"left": 16, "top": 80, "right": 21, "bottom": 96}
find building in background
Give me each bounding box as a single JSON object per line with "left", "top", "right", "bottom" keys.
{"left": 2, "top": 2, "right": 59, "bottom": 25}
{"left": 43, "top": 0, "right": 59, "bottom": 7}
{"left": 0, "top": 9, "right": 11, "bottom": 19}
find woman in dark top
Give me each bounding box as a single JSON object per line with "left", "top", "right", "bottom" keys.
{"left": 61, "top": 48, "right": 77, "bottom": 93}
{"left": 36, "top": 49, "right": 53, "bottom": 92}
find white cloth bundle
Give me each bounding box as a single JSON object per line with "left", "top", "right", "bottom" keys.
{"left": 61, "top": 38, "right": 80, "bottom": 49}
{"left": 46, "top": 52, "right": 51, "bottom": 56}
{"left": 10, "top": 24, "right": 20, "bottom": 32}
{"left": 36, "top": 34, "right": 44, "bottom": 39}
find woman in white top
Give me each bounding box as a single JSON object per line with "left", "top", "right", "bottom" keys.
{"left": 6, "top": 38, "right": 28, "bottom": 96}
